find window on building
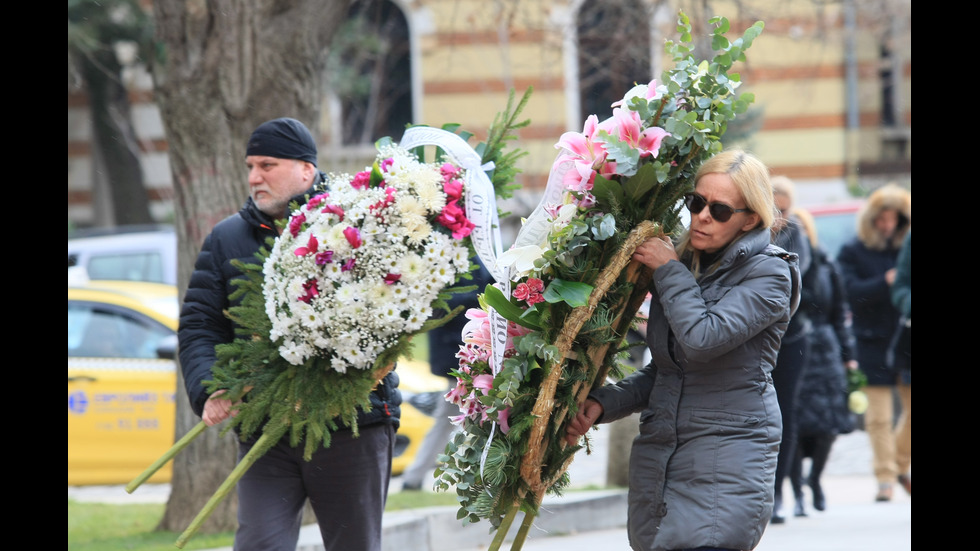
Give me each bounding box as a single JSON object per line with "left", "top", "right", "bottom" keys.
{"left": 324, "top": 0, "right": 412, "bottom": 147}
{"left": 576, "top": 0, "right": 652, "bottom": 122}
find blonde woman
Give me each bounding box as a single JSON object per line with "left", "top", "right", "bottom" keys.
{"left": 567, "top": 150, "right": 801, "bottom": 551}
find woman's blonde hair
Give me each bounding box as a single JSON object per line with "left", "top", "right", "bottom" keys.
{"left": 676, "top": 149, "right": 776, "bottom": 272}
{"left": 771, "top": 175, "right": 796, "bottom": 206}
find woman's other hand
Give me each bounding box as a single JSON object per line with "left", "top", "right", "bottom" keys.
{"left": 565, "top": 398, "right": 604, "bottom": 446}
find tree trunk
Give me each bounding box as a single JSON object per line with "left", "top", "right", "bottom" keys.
{"left": 83, "top": 49, "right": 155, "bottom": 227}
{"left": 606, "top": 331, "right": 646, "bottom": 487}
{"left": 150, "top": 0, "right": 352, "bottom": 533}
{"left": 606, "top": 413, "right": 640, "bottom": 487}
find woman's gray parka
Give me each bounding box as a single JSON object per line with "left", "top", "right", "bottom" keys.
{"left": 590, "top": 227, "right": 800, "bottom": 551}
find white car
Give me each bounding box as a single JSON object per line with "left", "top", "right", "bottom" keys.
{"left": 68, "top": 225, "right": 178, "bottom": 285}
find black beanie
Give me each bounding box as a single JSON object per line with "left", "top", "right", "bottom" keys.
{"left": 246, "top": 117, "right": 318, "bottom": 167}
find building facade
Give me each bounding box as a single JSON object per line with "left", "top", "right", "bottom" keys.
{"left": 67, "top": 0, "right": 911, "bottom": 232}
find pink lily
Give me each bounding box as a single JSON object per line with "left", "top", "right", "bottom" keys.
{"left": 445, "top": 379, "right": 470, "bottom": 406}
{"left": 555, "top": 115, "right": 612, "bottom": 191}
{"left": 602, "top": 108, "right": 670, "bottom": 159}
{"left": 471, "top": 374, "right": 494, "bottom": 393}
{"left": 611, "top": 79, "right": 665, "bottom": 108}
{"left": 497, "top": 407, "right": 511, "bottom": 434}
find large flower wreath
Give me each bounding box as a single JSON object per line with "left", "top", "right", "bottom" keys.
{"left": 434, "top": 13, "right": 764, "bottom": 551}
{"left": 128, "top": 90, "right": 533, "bottom": 548}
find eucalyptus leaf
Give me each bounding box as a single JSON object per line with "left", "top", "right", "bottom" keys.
{"left": 591, "top": 213, "right": 617, "bottom": 240}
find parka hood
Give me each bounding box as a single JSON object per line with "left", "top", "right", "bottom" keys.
{"left": 857, "top": 183, "right": 911, "bottom": 251}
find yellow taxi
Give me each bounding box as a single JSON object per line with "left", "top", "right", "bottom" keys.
{"left": 391, "top": 360, "right": 446, "bottom": 475}
{"left": 68, "top": 274, "right": 444, "bottom": 484}
{"left": 68, "top": 278, "right": 179, "bottom": 485}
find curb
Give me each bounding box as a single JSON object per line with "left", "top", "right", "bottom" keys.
{"left": 295, "top": 489, "right": 629, "bottom": 551}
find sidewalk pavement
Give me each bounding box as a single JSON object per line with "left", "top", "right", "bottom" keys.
{"left": 69, "top": 430, "right": 909, "bottom": 551}
{"left": 379, "top": 429, "right": 910, "bottom": 551}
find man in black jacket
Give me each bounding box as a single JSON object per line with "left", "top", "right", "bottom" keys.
{"left": 178, "top": 117, "right": 401, "bottom": 551}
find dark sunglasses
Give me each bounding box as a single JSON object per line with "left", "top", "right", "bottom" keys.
{"left": 684, "top": 193, "right": 751, "bottom": 223}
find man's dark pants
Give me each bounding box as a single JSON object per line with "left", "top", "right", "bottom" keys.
{"left": 234, "top": 423, "right": 394, "bottom": 551}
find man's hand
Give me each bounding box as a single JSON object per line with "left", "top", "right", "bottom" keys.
{"left": 565, "top": 398, "right": 604, "bottom": 446}
{"left": 202, "top": 389, "right": 237, "bottom": 426}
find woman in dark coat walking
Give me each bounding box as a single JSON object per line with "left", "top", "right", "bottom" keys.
{"left": 837, "top": 183, "right": 911, "bottom": 502}
{"left": 789, "top": 208, "right": 858, "bottom": 517}
{"left": 768, "top": 176, "right": 813, "bottom": 524}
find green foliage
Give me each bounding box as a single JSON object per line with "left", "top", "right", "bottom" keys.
{"left": 477, "top": 87, "right": 534, "bottom": 206}
{"left": 410, "top": 87, "right": 533, "bottom": 218}
{"left": 434, "top": 11, "right": 763, "bottom": 531}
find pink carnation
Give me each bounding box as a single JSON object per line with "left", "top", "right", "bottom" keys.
{"left": 351, "top": 171, "right": 371, "bottom": 190}
{"left": 288, "top": 212, "right": 306, "bottom": 238}
{"left": 321, "top": 204, "right": 345, "bottom": 221}
{"left": 436, "top": 201, "right": 475, "bottom": 240}
{"left": 306, "top": 193, "right": 328, "bottom": 209}
{"left": 443, "top": 179, "right": 464, "bottom": 201}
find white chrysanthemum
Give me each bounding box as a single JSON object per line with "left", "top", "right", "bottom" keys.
{"left": 402, "top": 216, "right": 432, "bottom": 245}
{"left": 414, "top": 180, "right": 447, "bottom": 213}
{"left": 396, "top": 194, "right": 429, "bottom": 218}
{"left": 396, "top": 252, "right": 427, "bottom": 284}
{"left": 366, "top": 282, "right": 395, "bottom": 306}
{"left": 290, "top": 301, "right": 319, "bottom": 329}
{"left": 320, "top": 224, "right": 351, "bottom": 253}
{"left": 404, "top": 304, "right": 432, "bottom": 328}
{"left": 279, "top": 340, "right": 313, "bottom": 366}
{"left": 334, "top": 283, "right": 362, "bottom": 306}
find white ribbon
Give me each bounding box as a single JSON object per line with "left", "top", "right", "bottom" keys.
{"left": 399, "top": 126, "right": 513, "bottom": 480}
{"left": 509, "top": 152, "right": 574, "bottom": 252}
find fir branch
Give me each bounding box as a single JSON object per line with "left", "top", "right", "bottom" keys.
{"left": 479, "top": 87, "right": 533, "bottom": 201}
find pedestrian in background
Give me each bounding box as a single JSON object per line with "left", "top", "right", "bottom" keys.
{"left": 566, "top": 150, "right": 801, "bottom": 551}
{"left": 401, "top": 260, "right": 492, "bottom": 491}
{"left": 768, "top": 175, "right": 813, "bottom": 524}
{"left": 837, "top": 183, "right": 911, "bottom": 502}
{"left": 789, "top": 207, "right": 858, "bottom": 517}
{"left": 888, "top": 229, "right": 911, "bottom": 490}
